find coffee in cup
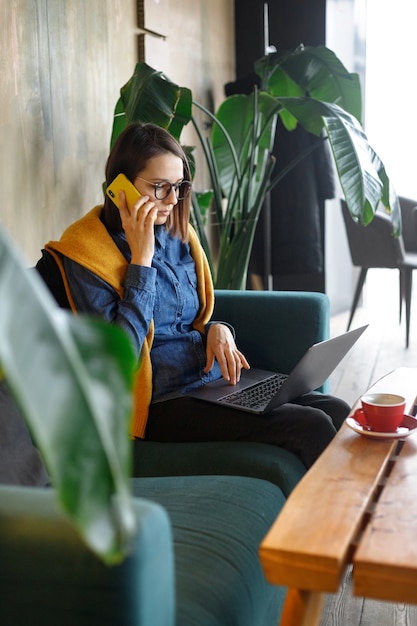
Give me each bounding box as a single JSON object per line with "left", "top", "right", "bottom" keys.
{"left": 354, "top": 392, "right": 406, "bottom": 432}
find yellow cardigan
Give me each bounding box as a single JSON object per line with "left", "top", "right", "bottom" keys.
{"left": 45, "top": 206, "right": 214, "bottom": 438}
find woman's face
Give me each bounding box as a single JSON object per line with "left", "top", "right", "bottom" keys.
{"left": 134, "top": 153, "right": 184, "bottom": 226}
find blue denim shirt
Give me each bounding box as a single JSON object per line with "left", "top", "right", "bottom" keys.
{"left": 63, "top": 225, "right": 223, "bottom": 402}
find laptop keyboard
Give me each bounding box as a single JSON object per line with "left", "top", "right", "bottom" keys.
{"left": 220, "top": 373, "right": 287, "bottom": 411}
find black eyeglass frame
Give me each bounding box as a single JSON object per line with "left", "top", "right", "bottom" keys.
{"left": 136, "top": 176, "right": 192, "bottom": 201}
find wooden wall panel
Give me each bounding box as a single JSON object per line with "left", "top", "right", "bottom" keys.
{"left": 0, "top": 0, "right": 137, "bottom": 263}
{"left": 0, "top": 0, "right": 234, "bottom": 264}
{"left": 138, "top": 0, "right": 235, "bottom": 188}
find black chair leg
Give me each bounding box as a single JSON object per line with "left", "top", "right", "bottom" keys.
{"left": 399, "top": 270, "right": 404, "bottom": 323}
{"left": 404, "top": 268, "right": 412, "bottom": 348}
{"left": 347, "top": 268, "right": 368, "bottom": 331}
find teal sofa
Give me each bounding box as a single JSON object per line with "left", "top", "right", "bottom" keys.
{"left": 0, "top": 290, "right": 330, "bottom": 626}
{"left": 133, "top": 289, "right": 329, "bottom": 485}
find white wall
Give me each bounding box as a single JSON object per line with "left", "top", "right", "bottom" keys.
{"left": 365, "top": 0, "right": 417, "bottom": 200}
{"left": 325, "top": 0, "right": 365, "bottom": 314}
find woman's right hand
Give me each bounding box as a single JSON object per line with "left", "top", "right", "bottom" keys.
{"left": 118, "top": 191, "right": 158, "bottom": 267}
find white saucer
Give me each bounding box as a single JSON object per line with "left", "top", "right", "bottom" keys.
{"left": 346, "top": 414, "right": 417, "bottom": 440}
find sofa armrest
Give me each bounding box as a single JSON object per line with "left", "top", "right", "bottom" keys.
{"left": 0, "top": 485, "right": 175, "bottom": 626}
{"left": 214, "top": 290, "right": 330, "bottom": 392}
{"left": 133, "top": 440, "right": 305, "bottom": 496}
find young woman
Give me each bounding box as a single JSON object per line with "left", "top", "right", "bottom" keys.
{"left": 44, "top": 122, "right": 350, "bottom": 468}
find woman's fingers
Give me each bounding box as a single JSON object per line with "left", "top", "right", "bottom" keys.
{"left": 118, "top": 194, "right": 157, "bottom": 266}
{"left": 205, "top": 324, "right": 250, "bottom": 385}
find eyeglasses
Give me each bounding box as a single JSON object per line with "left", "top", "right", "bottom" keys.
{"left": 136, "top": 177, "right": 192, "bottom": 201}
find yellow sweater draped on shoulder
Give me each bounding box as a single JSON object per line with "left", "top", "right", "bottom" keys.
{"left": 45, "top": 206, "right": 214, "bottom": 438}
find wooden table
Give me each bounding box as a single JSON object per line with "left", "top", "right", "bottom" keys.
{"left": 259, "top": 367, "right": 417, "bottom": 626}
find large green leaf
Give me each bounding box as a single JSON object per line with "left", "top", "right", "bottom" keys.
{"left": 215, "top": 154, "right": 276, "bottom": 289}
{"left": 264, "top": 46, "right": 362, "bottom": 123}
{"left": 110, "top": 62, "right": 192, "bottom": 147}
{"left": 0, "top": 227, "right": 137, "bottom": 564}
{"left": 263, "top": 66, "right": 303, "bottom": 131}
{"left": 110, "top": 97, "right": 128, "bottom": 149}
{"left": 107, "top": 49, "right": 399, "bottom": 291}
{"left": 211, "top": 91, "right": 278, "bottom": 200}
{"left": 274, "top": 96, "right": 400, "bottom": 230}
{"left": 207, "top": 90, "right": 278, "bottom": 288}
{"left": 326, "top": 119, "right": 401, "bottom": 234}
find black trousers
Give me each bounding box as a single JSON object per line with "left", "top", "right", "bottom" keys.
{"left": 144, "top": 392, "right": 350, "bottom": 469}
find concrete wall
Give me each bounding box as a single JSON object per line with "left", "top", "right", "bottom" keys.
{"left": 0, "top": 0, "right": 234, "bottom": 264}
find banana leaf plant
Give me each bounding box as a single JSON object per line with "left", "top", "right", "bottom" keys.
{"left": 110, "top": 45, "right": 400, "bottom": 289}
{"left": 0, "top": 226, "right": 137, "bottom": 564}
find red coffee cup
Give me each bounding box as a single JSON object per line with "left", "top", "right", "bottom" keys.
{"left": 354, "top": 392, "right": 406, "bottom": 432}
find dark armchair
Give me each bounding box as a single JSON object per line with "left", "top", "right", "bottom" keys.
{"left": 341, "top": 198, "right": 417, "bottom": 347}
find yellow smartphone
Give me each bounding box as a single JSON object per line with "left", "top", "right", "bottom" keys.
{"left": 106, "top": 173, "right": 141, "bottom": 214}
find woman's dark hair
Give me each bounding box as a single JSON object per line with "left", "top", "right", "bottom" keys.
{"left": 102, "top": 122, "right": 191, "bottom": 241}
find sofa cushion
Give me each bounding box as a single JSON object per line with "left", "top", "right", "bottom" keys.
{"left": 133, "top": 440, "right": 305, "bottom": 497}
{"left": 132, "top": 474, "right": 286, "bottom": 626}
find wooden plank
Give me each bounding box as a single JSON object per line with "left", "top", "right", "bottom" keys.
{"left": 324, "top": 291, "right": 417, "bottom": 625}
{"left": 259, "top": 425, "right": 396, "bottom": 592}
{"left": 280, "top": 589, "right": 324, "bottom": 626}
{"left": 353, "top": 435, "right": 417, "bottom": 603}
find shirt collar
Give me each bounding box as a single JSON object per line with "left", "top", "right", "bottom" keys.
{"left": 155, "top": 225, "right": 167, "bottom": 249}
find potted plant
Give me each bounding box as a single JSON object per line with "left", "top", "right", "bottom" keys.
{"left": 109, "top": 45, "right": 399, "bottom": 289}
{"left": 0, "top": 226, "right": 137, "bottom": 564}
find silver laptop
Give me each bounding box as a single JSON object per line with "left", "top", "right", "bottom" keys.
{"left": 187, "top": 325, "right": 368, "bottom": 414}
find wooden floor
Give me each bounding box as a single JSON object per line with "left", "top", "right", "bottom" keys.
{"left": 320, "top": 269, "right": 417, "bottom": 625}
{"left": 320, "top": 564, "right": 417, "bottom": 626}
{"left": 329, "top": 269, "right": 417, "bottom": 405}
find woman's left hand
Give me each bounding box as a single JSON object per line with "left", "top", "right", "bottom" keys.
{"left": 204, "top": 324, "right": 250, "bottom": 385}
